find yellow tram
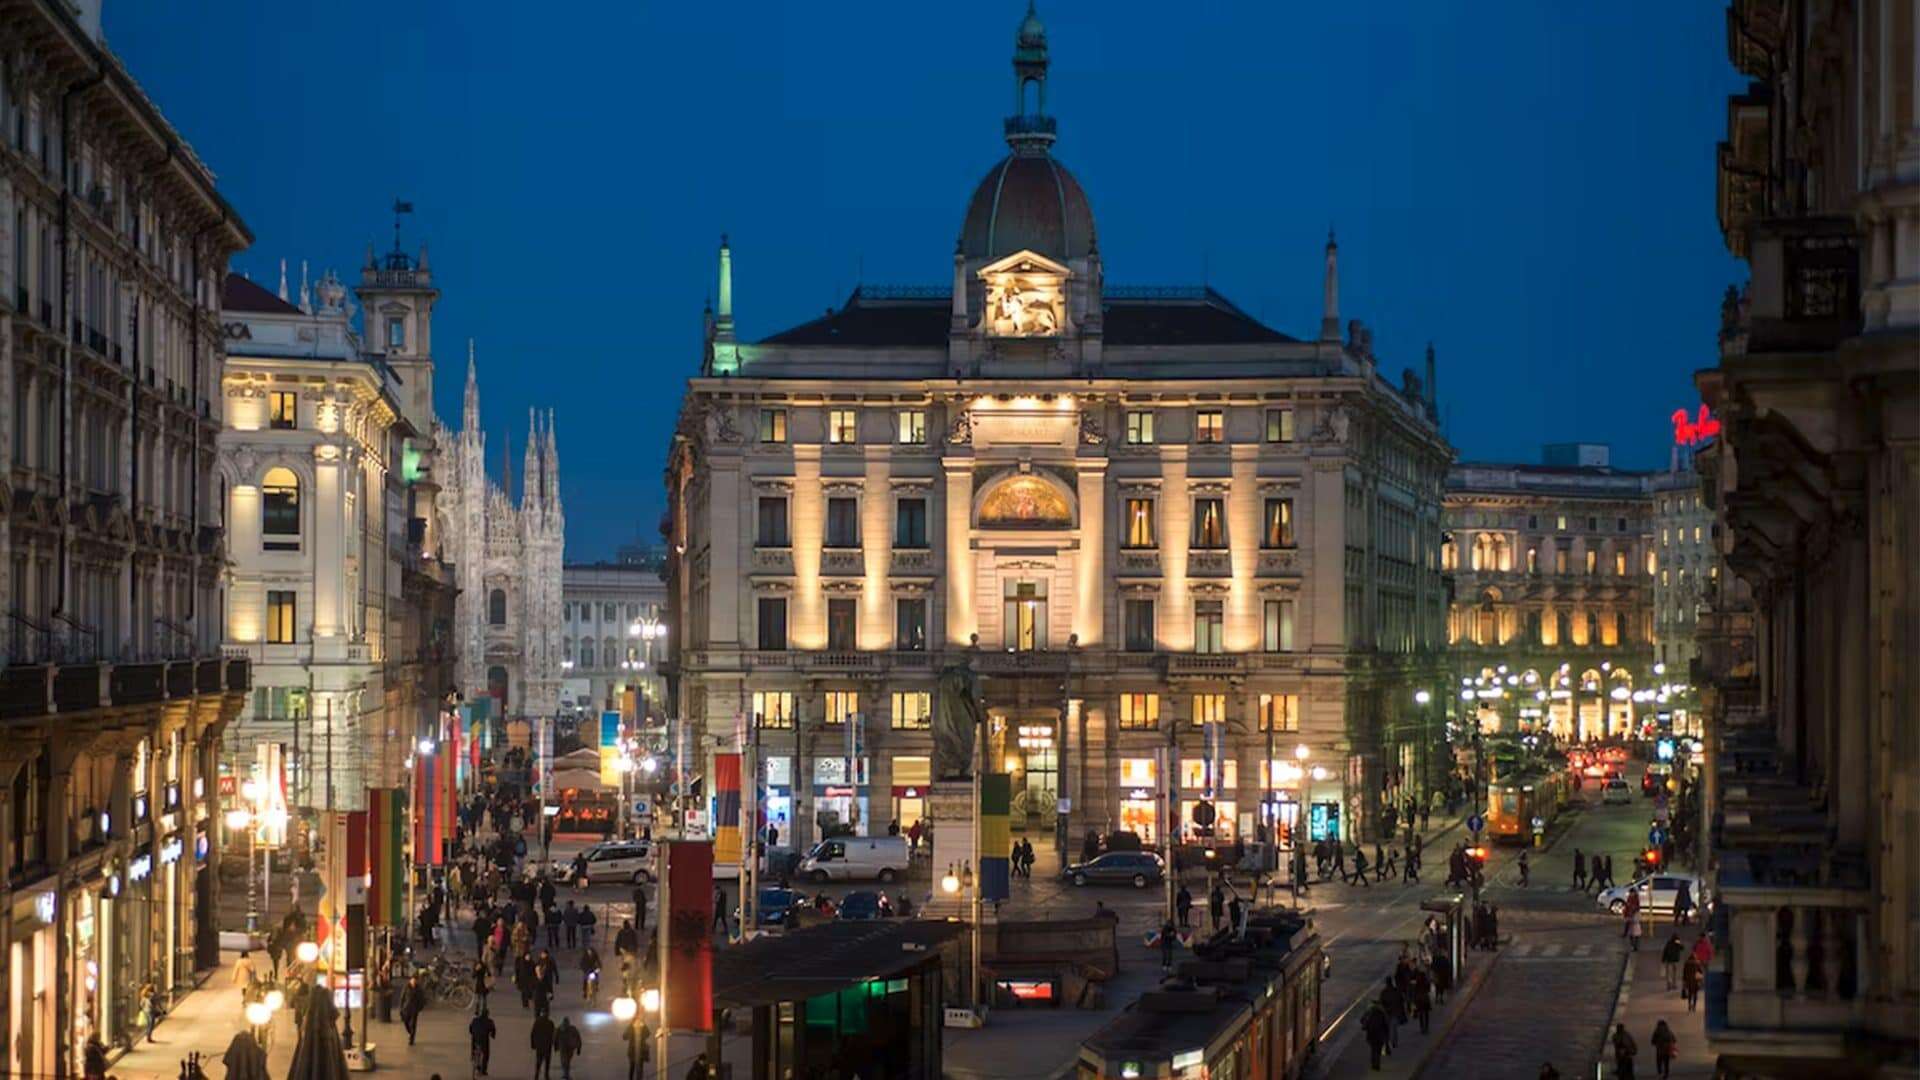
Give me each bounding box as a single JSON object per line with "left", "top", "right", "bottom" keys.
{"left": 1077, "top": 909, "right": 1323, "bottom": 1079}
{"left": 1485, "top": 768, "right": 1571, "bottom": 844}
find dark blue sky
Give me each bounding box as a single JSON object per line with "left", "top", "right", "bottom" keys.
{"left": 109, "top": 2, "right": 1746, "bottom": 560}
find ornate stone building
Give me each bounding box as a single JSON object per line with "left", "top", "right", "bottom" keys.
{"left": 561, "top": 560, "right": 667, "bottom": 718}
{"left": 666, "top": 8, "right": 1452, "bottom": 856}
{"left": 0, "top": 0, "right": 250, "bottom": 1069}
{"left": 1442, "top": 445, "right": 1657, "bottom": 739}
{"left": 1698, "top": 0, "right": 1918, "bottom": 1072}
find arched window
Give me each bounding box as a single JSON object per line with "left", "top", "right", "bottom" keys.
{"left": 262, "top": 467, "right": 300, "bottom": 550}
{"left": 581, "top": 640, "right": 595, "bottom": 668}
{"left": 488, "top": 589, "right": 507, "bottom": 625}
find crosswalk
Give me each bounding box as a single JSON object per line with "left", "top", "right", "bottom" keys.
{"left": 1505, "top": 941, "right": 1605, "bottom": 959}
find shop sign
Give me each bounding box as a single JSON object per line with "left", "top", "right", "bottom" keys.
{"left": 823, "top": 786, "right": 855, "bottom": 798}
{"left": 218, "top": 776, "right": 238, "bottom": 796}
{"left": 132, "top": 795, "right": 149, "bottom": 823}
{"left": 764, "top": 756, "right": 792, "bottom": 787}
{"left": 129, "top": 854, "right": 153, "bottom": 882}
{"left": 159, "top": 836, "right": 184, "bottom": 865}
{"left": 33, "top": 891, "right": 55, "bottom": 925}
{"left": 1124, "top": 788, "right": 1153, "bottom": 802}
{"left": 813, "top": 757, "right": 868, "bottom": 787}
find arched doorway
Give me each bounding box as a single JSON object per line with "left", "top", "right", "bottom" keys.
{"left": 487, "top": 666, "right": 510, "bottom": 718}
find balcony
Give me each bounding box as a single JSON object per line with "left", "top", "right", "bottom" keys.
{"left": 805, "top": 652, "right": 878, "bottom": 672}
{"left": 1709, "top": 862, "right": 1875, "bottom": 1052}
{"left": 1168, "top": 654, "right": 1246, "bottom": 677}
{"left": 1257, "top": 548, "right": 1301, "bottom": 577}
{"left": 52, "top": 664, "right": 102, "bottom": 711}
{"left": 1187, "top": 550, "right": 1230, "bottom": 577}
{"left": 974, "top": 651, "right": 1070, "bottom": 676}
{"left": 820, "top": 548, "right": 864, "bottom": 576}
{"left": 890, "top": 549, "right": 933, "bottom": 575}
{"left": 1117, "top": 549, "right": 1161, "bottom": 577}
{"left": 751, "top": 547, "right": 793, "bottom": 575}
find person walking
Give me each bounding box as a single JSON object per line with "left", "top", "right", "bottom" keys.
{"left": 713, "top": 883, "right": 729, "bottom": 937}
{"left": 531, "top": 1012, "right": 557, "bottom": 1080}
{"left": 1611, "top": 1022, "right": 1638, "bottom": 1079}
{"left": 1379, "top": 978, "right": 1406, "bottom": 1050}
{"left": 1518, "top": 851, "right": 1531, "bottom": 887}
{"left": 1373, "top": 842, "right": 1388, "bottom": 883}
{"left": 623, "top": 1021, "right": 652, "bottom": 1080}
{"left": 1673, "top": 880, "right": 1695, "bottom": 927}
{"left": 1176, "top": 884, "right": 1194, "bottom": 929}
{"left": 1209, "top": 881, "right": 1226, "bottom": 930}
{"left": 1650, "top": 1019, "right": 1678, "bottom": 1078}
{"left": 1159, "top": 918, "right": 1178, "bottom": 973}
{"left": 399, "top": 975, "right": 426, "bottom": 1045}
{"left": 1682, "top": 953, "right": 1704, "bottom": 1012}
{"left": 555, "top": 1016, "right": 583, "bottom": 1080}
{"left": 1361, "top": 998, "right": 1391, "bottom": 1070}
{"left": 1661, "top": 933, "right": 1685, "bottom": 990}
{"left": 1603, "top": 853, "right": 1616, "bottom": 890}
{"left": 1624, "top": 889, "right": 1642, "bottom": 936}
{"left": 1573, "top": 847, "right": 1587, "bottom": 891}
{"left": 633, "top": 885, "right": 648, "bottom": 932}
{"left": 562, "top": 900, "right": 579, "bottom": 948}
{"left": 1431, "top": 949, "right": 1453, "bottom": 1005}
{"left": 1410, "top": 966, "right": 1433, "bottom": 1034}
{"left": 469, "top": 1006, "right": 498, "bottom": 1077}
{"left": 1628, "top": 907, "right": 1645, "bottom": 951}
{"left": 614, "top": 919, "right": 638, "bottom": 960}
{"left": 1349, "top": 845, "right": 1372, "bottom": 887}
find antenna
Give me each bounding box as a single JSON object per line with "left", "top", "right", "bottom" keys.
{"left": 392, "top": 198, "right": 415, "bottom": 253}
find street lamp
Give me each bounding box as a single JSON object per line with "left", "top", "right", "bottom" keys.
{"left": 942, "top": 862, "right": 979, "bottom": 1010}
{"left": 610, "top": 995, "right": 638, "bottom": 1022}
{"left": 640, "top": 987, "right": 661, "bottom": 1014}
{"left": 295, "top": 940, "right": 320, "bottom": 966}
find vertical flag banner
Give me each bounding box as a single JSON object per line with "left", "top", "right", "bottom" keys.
{"left": 366, "top": 788, "right": 406, "bottom": 927}
{"left": 413, "top": 752, "right": 447, "bottom": 867}
{"left": 980, "top": 773, "right": 1011, "bottom": 902}
{"left": 713, "top": 754, "right": 742, "bottom": 867}
{"left": 599, "top": 710, "right": 623, "bottom": 785}
{"left": 318, "top": 811, "right": 349, "bottom": 970}
{"left": 448, "top": 707, "right": 466, "bottom": 791}
{"left": 665, "top": 841, "right": 715, "bottom": 1031}
{"left": 344, "top": 809, "right": 369, "bottom": 970}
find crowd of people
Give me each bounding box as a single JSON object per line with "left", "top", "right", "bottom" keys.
{"left": 1358, "top": 917, "right": 1456, "bottom": 1070}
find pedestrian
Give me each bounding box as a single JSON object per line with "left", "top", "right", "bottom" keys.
{"left": 615, "top": 919, "right": 638, "bottom": 959}
{"left": 1379, "top": 978, "right": 1405, "bottom": 1049}
{"left": 562, "top": 900, "right": 579, "bottom": 948}
{"left": 1682, "top": 954, "right": 1704, "bottom": 1011}
{"left": 1431, "top": 950, "right": 1452, "bottom": 1004}
{"left": 515, "top": 951, "right": 537, "bottom": 1009}
{"left": 713, "top": 883, "right": 729, "bottom": 936}
{"left": 531, "top": 1012, "right": 557, "bottom": 1080}
{"left": 399, "top": 975, "right": 426, "bottom": 1045}
{"left": 1361, "top": 998, "right": 1391, "bottom": 1070}
{"left": 546, "top": 910, "right": 561, "bottom": 950}
{"left": 141, "top": 981, "right": 164, "bottom": 1042}
{"left": 1350, "top": 845, "right": 1372, "bottom": 887}
{"left": 469, "top": 1005, "right": 498, "bottom": 1077}
{"left": 633, "top": 885, "right": 648, "bottom": 932}
{"left": 1624, "top": 889, "right": 1642, "bottom": 936}
{"left": 1209, "top": 881, "right": 1226, "bottom": 930}
{"left": 1661, "top": 933, "right": 1684, "bottom": 990}
{"left": 1176, "top": 884, "right": 1194, "bottom": 928}
{"left": 1651, "top": 1019, "right": 1677, "bottom": 1078}
{"left": 266, "top": 930, "right": 286, "bottom": 981}
{"left": 1373, "top": 842, "right": 1388, "bottom": 883}
{"left": 1411, "top": 967, "right": 1433, "bottom": 1034}
{"left": 1573, "top": 847, "right": 1587, "bottom": 891}
{"left": 1519, "top": 851, "right": 1531, "bottom": 887}
{"left": 625, "top": 1021, "right": 653, "bottom": 1080}
{"left": 580, "top": 903, "right": 597, "bottom": 945}
{"left": 556, "top": 1016, "right": 583, "bottom": 1080}
{"left": 1612, "top": 1022, "right": 1638, "bottom": 1079}
{"left": 686, "top": 1051, "right": 713, "bottom": 1079}
{"left": 1227, "top": 893, "right": 1245, "bottom": 935}
{"left": 1673, "top": 880, "right": 1695, "bottom": 926}
{"left": 1603, "top": 853, "right": 1616, "bottom": 889}
{"left": 1159, "top": 918, "right": 1178, "bottom": 972}
{"left": 83, "top": 1037, "right": 109, "bottom": 1080}
{"left": 233, "top": 949, "right": 258, "bottom": 994}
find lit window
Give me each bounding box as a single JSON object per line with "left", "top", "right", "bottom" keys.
{"left": 1193, "top": 600, "right": 1224, "bottom": 654}
{"left": 261, "top": 466, "right": 300, "bottom": 550}
{"left": 1196, "top": 410, "right": 1224, "bottom": 444}
{"left": 1124, "top": 498, "right": 1155, "bottom": 548}
{"left": 828, "top": 409, "right": 857, "bottom": 444}
{"left": 1119, "top": 693, "right": 1160, "bottom": 730}
{"left": 751, "top": 690, "right": 794, "bottom": 728}
{"left": 1615, "top": 551, "right": 1627, "bottom": 576}
{"left": 266, "top": 591, "right": 296, "bottom": 644}
{"left": 759, "top": 408, "right": 787, "bottom": 443}
{"left": 1004, "top": 580, "right": 1047, "bottom": 651}
{"left": 1585, "top": 549, "right": 1597, "bottom": 575}
{"left": 1258, "top": 693, "right": 1299, "bottom": 732}
{"left": 1192, "top": 498, "right": 1225, "bottom": 548}
{"left": 895, "top": 598, "right": 927, "bottom": 651}
{"left": 268, "top": 391, "right": 297, "bottom": 430}
{"left": 1556, "top": 515, "right": 1568, "bottom": 531}
{"left": 896, "top": 410, "right": 926, "bottom": 445}
{"left": 1192, "top": 693, "right": 1228, "bottom": 727}
{"left": 1125, "top": 411, "right": 1155, "bottom": 445}
{"left": 1180, "top": 758, "right": 1237, "bottom": 790}
{"left": 1263, "top": 498, "right": 1294, "bottom": 548}
{"left": 1265, "top": 409, "right": 1294, "bottom": 443}
{"left": 1263, "top": 599, "right": 1294, "bottom": 652}
{"left": 891, "top": 691, "right": 931, "bottom": 730}
{"left": 823, "top": 691, "right": 858, "bottom": 726}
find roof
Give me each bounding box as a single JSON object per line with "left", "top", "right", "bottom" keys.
{"left": 960, "top": 153, "right": 1097, "bottom": 262}
{"left": 710, "top": 919, "right": 964, "bottom": 1009}
{"left": 757, "top": 286, "right": 1295, "bottom": 348}
{"left": 222, "top": 273, "right": 304, "bottom": 316}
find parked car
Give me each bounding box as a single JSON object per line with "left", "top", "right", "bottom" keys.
{"left": 835, "top": 891, "right": 884, "bottom": 920}
{"left": 753, "top": 888, "right": 800, "bottom": 928}
{"left": 1597, "top": 872, "right": 1707, "bottom": 916}
{"left": 796, "top": 836, "right": 909, "bottom": 883}
{"left": 1602, "top": 778, "right": 1632, "bottom": 804}
{"left": 571, "top": 840, "right": 654, "bottom": 885}
{"left": 1062, "top": 851, "right": 1164, "bottom": 888}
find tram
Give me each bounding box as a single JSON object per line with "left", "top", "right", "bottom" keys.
{"left": 1485, "top": 768, "right": 1571, "bottom": 844}
{"left": 1077, "top": 909, "right": 1323, "bottom": 1080}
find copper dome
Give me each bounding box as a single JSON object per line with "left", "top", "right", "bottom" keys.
{"left": 959, "top": 153, "right": 1096, "bottom": 263}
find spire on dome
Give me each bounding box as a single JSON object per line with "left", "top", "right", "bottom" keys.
{"left": 1005, "top": 2, "right": 1056, "bottom": 156}
{"left": 523, "top": 407, "right": 542, "bottom": 507}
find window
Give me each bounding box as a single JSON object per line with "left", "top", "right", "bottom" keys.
{"left": 827, "top": 409, "right": 857, "bottom": 444}
{"left": 756, "top": 497, "right": 789, "bottom": 547}
{"left": 1192, "top": 693, "right": 1228, "bottom": 727}
{"left": 896, "top": 410, "right": 926, "bottom": 444}
{"left": 1265, "top": 408, "right": 1294, "bottom": 443}
{"left": 823, "top": 691, "right": 858, "bottom": 726}
{"left": 1263, "top": 498, "right": 1295, "bottom": 548}
{"left": 385, "top": 317, "right": 405, "bottom": 350}
{"left": 1124, "top": 498, "right": 1155, "bottom": 548}
{"left": 1196, "top": 410, "right": 1224, "bottom": 443}
{"left": 891, "top": 691, "right": 931, "bottom": 730}
{"left": 1004, "top": 580, "right": 1047, "bottom": 651}
{"left": 1556, "top": 515, "right": 1568, "bottom": 531}
{"left": 1193, "top": 600, "right": 1224, "bottom": 654}
{"left": 895, "top": 598, "right": 927, "bottom": 651}
{"left": 751, "top": 691, "right": 794, "bottom": 728}
{"left": 580, "top": 640, "right": 595, "bottom": 667}
{"left": 1615, "top": 551, "right": 1628, "bottom": 576}
{"left": 1181, "top": 758, "right": 1238, "bottom": 790}
{"left": 1555, "top": 548, "right": 1568, "bottom": 575}
{"left": 266, "top": 591, "right": 296, "bottom": 644}
{"left": 825, "top": 497, "right": 859, "bottom": 547}
{"left": 261, "top": 467, "right": 300, "bottom": 550}
{"left": 1124, "top": 598, "right": 1155, "bottom": 652}
{"left": 1527, "top": 547, "right": 1539, "bottom": 574}
{"left": 1527, "top": 515, "right": 1539, "bottom": 529}
{"left": 1192, "top": 498, "right": 1225, "bottom": 548}
{"left": 756, "top": 597, "right": 788, "bottom": 650}
{"left": 1263, "top": 599, "right": 1295, "bottom": 652}
{"left": 1618, "top": 517, "right": 1628, "bottom": 532}
{"left": 1125, "top": 411, "right": 1155, "bottom": 445}
{"left": 827, "top": 599, "right": 857, "bottom": 651}
{"left": 488, "top": 589, "right": 507, "bottom": 625}
{"left": 1258, "top": 693, "right": 1299, "bottom": 732}
{"left": 1587, "top": 516, "right": 1598, "bottom": 531}
{"left": 1119, "top": 693, "right": 1160, "bottom": 730}
{"left": 759, "top": 408, "right": 788, "bottom": 443}
{"left": 1585, "top": 549, "right": 1597, "bottom": 575}
{"left": 895, "top": 498, "right": 927, "bottom": 548}
{"left": 268, "top": 391, "right": 297, "bottom": 430}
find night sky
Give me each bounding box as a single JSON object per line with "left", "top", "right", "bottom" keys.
{"left": 107, "top": 2, "right": 1747, "bottom": 560}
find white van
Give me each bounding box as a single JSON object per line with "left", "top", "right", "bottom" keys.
{"left": 797, "top": 836, "right": 909, "bottom": 883}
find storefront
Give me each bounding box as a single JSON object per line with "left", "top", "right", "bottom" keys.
{"left": 763, "top": 756, "right": 794, "bottom": 837}
{"left": 812, "top": 757, "right": 869, "bottom": 837}
{"left": 1179, "top": 759, "right": 1237, "bottom": 842}
{"left": 1012, "top": 724, "right": 1058, "bottom": 833}
{"left": 888, "top": 756, "right": 931, "bottom": 831}
{"left": 1117, "top": 758, "right": 1158, "bottom": 842}
{"left": 9, "top": 889, "right": 58, "bottom": 1078}
{"left": 66, "top": 871, "right": 117, "bottom": 1070}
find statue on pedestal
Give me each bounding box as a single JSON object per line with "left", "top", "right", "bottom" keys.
{"left": 934, "top": 665, "right": 984, "bottom": 780}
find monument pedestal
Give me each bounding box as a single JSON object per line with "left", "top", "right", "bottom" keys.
{"left": 923, "top": 780, "right": 978, "bottom": 920}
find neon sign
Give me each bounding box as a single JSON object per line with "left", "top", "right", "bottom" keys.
{"left": 1671, "top": 405, "right": 1721, "bottom": 446}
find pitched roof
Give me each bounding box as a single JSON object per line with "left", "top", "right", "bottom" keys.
{"left": 756, "top": 286, "right": 1295, "bottom": 348}
{"left": 222, "top": 273, "right": 304, "bottom": 316}
{"left": 709, "top": 918, "right": 964, "bottom": 1009}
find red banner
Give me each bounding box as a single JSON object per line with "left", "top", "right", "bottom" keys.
{"left": 665, "top": 841, "right": 714, "bottom": 1031}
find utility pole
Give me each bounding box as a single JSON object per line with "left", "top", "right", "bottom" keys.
{"left": 1162, "top": 722, "right": 1178, "bottom": 925}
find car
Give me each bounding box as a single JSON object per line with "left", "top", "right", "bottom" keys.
{"left": 1642, "top": 764, "right": 1673, "bottom": 796}
{"left": 835, "top": 891, "right": 885, "bottom": 920}
{"left": 1062, "top": 851, "right": 1164, "bottom": 888}
{"left": 796, "top": 836, "right": 909, "bottom": 883}
{"left": 1602, "top": 778, "right": 1632, "bottom": 805}
{"left": 752, "top": 887, "right": 799, "bottom": 928}
{"left": 1597, "top": 872, "right": 1707, "bottom": 916}
{"left": 570, "top": 840, "right": 654, "bottom": 884}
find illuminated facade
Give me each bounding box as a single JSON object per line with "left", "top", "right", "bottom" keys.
{"left": 0, "top": 0, "right": 250, "bottom": 1069}
{"left": 1441, "top": 446, "right": 1656, "bottom": 740}
{"left": 666, "top": 8, "right": 1452, "bottom": 853}
{"left": 561, "top": 561, "right": 668, "bottom": 717}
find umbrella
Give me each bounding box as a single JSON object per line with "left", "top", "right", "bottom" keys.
{"left": 284, "top": 986, "right": 349, "bottom": 1080}
{"left": 221, "top": 1030, "right": 270, "bottom": 1080}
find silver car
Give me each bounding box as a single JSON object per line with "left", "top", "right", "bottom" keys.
{"left": 1597, "top": 872, "right": 1705, "bottom": 916}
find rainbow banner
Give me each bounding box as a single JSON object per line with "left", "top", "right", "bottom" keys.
{"left": 413, "top": 751, "right": 449, "bottom": 867}
{"left": 713, "top": 753, "right": 742, "bottom": 867}
{"left": 598, "top": 711, "right": 623, "bottom": 786}
{"left": 980, "top": 773, "right": 1011, "bottom": 902}
{"left": 366, "top": 788, "right": 406, "bottom": 927}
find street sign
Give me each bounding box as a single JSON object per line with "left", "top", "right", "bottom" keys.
{"left": 1466, "top": 813, "right": 1485, "bottom": 834}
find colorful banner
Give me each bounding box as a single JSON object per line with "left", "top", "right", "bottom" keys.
{"left": 980, "top": 773, "right": 1011, "bottom": 902}
{"left": 344, "top": 809, "right": 368, "bottom": 970}
{"left": 413, "top": 751, "right": 449, "bottom": 867}
{"left": 366, "top": 788, "right": 406, "bottom": 927}
{"left": 713, "top": 754, "right": 742, "bottom": 867}
{"left": 665, "top": 841, "right": 714, "bottom": 1031}
{"left": 599, "top": 710, "right": 624, "bottom": 786}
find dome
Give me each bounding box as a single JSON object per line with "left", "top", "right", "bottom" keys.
{"left": 959, "top": 153, "right": 1096, "bottom": 262}
{"left": 1016, "top": 5, "right": 1046, "bottom": 48}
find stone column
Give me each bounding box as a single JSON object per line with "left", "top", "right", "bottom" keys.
{"left": 1073, "top": 460, "right": 1105, "bottom": 647}
{"left": 942, "top": 453, "right": 975, "bottom": 645}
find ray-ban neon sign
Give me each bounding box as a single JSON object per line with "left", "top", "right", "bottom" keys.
{"left": 1671, "top": 405, "right": 1721, "bottom": 446}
